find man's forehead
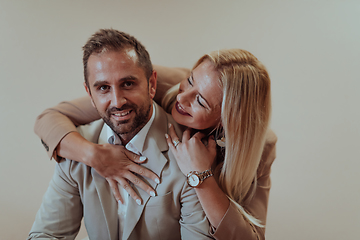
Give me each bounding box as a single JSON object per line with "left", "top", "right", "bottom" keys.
{"left": 124, "top": 48, "right": 137, "bottom": 61}
{"left": 92, "top": 48, "right": 137, "bottom": 60}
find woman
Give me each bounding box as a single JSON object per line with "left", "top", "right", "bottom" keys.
{"left": 35, "top": 49, "right": 277, "bottom": 240}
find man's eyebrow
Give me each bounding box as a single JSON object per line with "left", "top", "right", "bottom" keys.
{"left": 93, "top": 80, "right": 108, "bottom": 88}
{"left": 93, "top": 76, "right": 138, "bottom": 88}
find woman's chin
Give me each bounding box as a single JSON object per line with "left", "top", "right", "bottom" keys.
{"left": 171, "top": 108, "right": 191, "bottom": 128}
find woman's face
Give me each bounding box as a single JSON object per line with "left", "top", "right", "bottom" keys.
{"left": 171, "top": 60, "right": 223, "bottom": 130}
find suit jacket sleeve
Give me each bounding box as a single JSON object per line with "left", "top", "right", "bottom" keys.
{"left": 34, "top": 65, "right": 190, "bottom": 161}
{"left": 153, "top": 64, "right": 190, "bottom": 104}
{"left": 27, "top": 160, "right": 83, "bottom": 240}
{"left": 211, "top": 130, "right": 277, "bottom": 240}
{"left": 179, "top": 182, "right": 213, "bottom": 239}
{"left": 34, "top": 96, "right": 99, "bottom": 160}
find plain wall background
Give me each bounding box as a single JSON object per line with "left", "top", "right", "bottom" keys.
{"left": 1, "top": 1, "right": 359, "bottom": 239}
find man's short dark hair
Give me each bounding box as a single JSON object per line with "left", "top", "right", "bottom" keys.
{"left": 82, "top": 29, "right": 153, "bottom": 88}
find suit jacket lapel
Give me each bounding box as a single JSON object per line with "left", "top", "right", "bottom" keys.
{"left": 122, "top": 103, "right": 169, "bottom": 240}
{"left": 92, "top": 122, "right": 119, "bottom": 240}
{"left": 92, "top": 169, "right": 119, "bottom": 240}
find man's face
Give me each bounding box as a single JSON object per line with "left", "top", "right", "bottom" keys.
{"left": 85, "top": 49, "right": 156, "bottom": 143}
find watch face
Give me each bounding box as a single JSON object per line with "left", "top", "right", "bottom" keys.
{"left": 188, "top": 173, "right": 200, "bottom": 187}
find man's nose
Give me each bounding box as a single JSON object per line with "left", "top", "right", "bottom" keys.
{"left": 111, "top": 89, "right": 127, "bottom": 108}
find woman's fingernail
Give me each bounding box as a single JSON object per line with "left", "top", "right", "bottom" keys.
{"left": 118, "top": 200, "right": 122, "bottom": 205}
{"left": 136, "top": 199, "right": 142, "bottom": 205}
{"left": 155, "top": 178, "right": 160, "bottom": 184}
{"left": 139, "top": 156, "right": 147, "bottom": 161}
{"left": 169, "top": 123, "right": 172, "bottom": 128}
{"left": 150, "top": 191, "right": 156, "bottom": 197}
{"left": 165, "top": 133, "right": 169, "bottom": 138}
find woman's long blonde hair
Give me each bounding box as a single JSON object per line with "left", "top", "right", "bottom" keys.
{"left": 162, "top": 49, "right": 272, "bottom": 227}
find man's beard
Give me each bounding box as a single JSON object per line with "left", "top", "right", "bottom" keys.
{"left": 100, "top": 101, "right": 152, "bottom": 139}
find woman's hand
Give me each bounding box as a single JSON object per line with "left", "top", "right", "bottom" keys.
{"left": 165, "top": 124, "right": 217, "bottom": 176}
{"left": 88, "top": 143, "right": 160, "bottom": 205}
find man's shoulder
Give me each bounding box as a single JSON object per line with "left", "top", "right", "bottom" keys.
{"left": 56, "top": 157, "right": 90, "bottom": 180}
{"left": 77, "top": 119, "right": 105, "bottom": 143}
{"left": 154, "top": 103, "right": 183, "bottom": 138}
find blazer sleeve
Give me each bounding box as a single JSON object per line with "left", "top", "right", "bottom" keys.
{"left": 34, "top": 96, "right": 100, "bottom": 160}
{"left": 211, "top": 130, "right": 278, "bottom": 240}
{"left": 27, "top": 160, "right": 83, "bottom": 240}
{"left": 179, "top": 183, "right": 213, "bottom": 239}
{"left": 153, "top": 64, "right": 190, "bottom": 105}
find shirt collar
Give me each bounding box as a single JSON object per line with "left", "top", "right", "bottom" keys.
{"left": 106, "top": 103, "right": 155, "bottom": 155}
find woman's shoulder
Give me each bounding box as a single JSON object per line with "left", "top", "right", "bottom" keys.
{"left": 257, "top": 129, "right": 277, "bottom": 176}
{"left": 265, "top": 128, "right": 277, "bottom": 146}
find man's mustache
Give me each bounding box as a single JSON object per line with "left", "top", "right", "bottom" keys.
{"left": 107, "top": 104, "right": 136, "bottom": 114}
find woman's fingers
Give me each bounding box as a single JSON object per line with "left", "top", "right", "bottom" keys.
{"left": 106, "top": 161, "right": 159, "bottom": 204}
{"left": 108, "top": 171, "right": 158, "bottom": 205}
{"left": 182, "top": 128, "right": 191, "bottom": 141}
{"left": 124, "top": 150, "right": 160, "bottom": 184}
{"left": 207, "top": 135, "right": 217, "bottom": 150}
{"left": 116, "top": 177, "right": 143, "bottom": 205}
{"left": 165, "top": 132, "right": 176, "bottom": 153}
{"left": 107, "top": 178, "right": 124, "bottom": 204}
{"left": 124, "top": 171, "right": 157, "bottom": 198}
{"left": 124, "top": 148, "right": 148, "bottom": 164}
{"left": 167, "top": 123, "right": 181, "bottom": 142}
{"left": 166, "top": 123, "right": 181, "bottom": 151}
{"left": 192, "top": 131, "right": 206, "bottom": 141}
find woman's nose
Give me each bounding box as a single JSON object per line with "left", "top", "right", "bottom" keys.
{"left": 177, "top": 89, "right": 192, "bottom": 106}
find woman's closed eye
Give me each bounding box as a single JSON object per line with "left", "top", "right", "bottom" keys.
{"left": 188, "top": 76, "right": 207, "bottom": 109}
{"left": 197, "top": 95, "right": 206, "bottom": 108}
{"left": 187, "top": 77, "right": 193, "bottom": 86}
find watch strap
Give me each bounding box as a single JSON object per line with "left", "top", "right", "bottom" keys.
{"left": 199, "top": 169, "right": 213, "bottom": 182}
{"left": 187, "top": 169, "right": 213, "bottom": 187}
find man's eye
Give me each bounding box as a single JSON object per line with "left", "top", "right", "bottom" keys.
{"left": 99, "top": 85, "right": 110, "bottom": 91}
{"left": 123, "top": 81, "right": 134, "bottom": 88}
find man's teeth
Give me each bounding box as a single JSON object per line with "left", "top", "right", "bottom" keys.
{"left": 114, "top": 111, "right": 130, "bottom": 117}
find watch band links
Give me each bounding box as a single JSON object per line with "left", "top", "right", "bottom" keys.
{"left": 199, "top": 169, "right": 213, "bottom": 181}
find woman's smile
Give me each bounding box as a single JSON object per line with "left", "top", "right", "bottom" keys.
{"left": 175, "top": 102, "right": 192, "bottom": 116}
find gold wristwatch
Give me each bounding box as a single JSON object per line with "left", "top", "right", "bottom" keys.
{"left": 186, "top": 169, "right": 213, "bottom": 187}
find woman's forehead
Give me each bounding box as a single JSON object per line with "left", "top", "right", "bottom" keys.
{"left": 192, "top": 60, "right": 223, "bottom": 107}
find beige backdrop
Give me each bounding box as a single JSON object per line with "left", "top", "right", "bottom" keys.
{"left": 1, "top": 1, "right": 359, "bottom": 239}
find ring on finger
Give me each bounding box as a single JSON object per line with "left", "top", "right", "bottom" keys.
{"left": 173, "top": 139, "right": 181, "bottom": 148}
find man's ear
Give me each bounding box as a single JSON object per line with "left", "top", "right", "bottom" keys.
{"left": 148, "top": 70, "right": 157, "bottom": 99}
{"left": 83, "top": 82, "right": 95, "bottom": 108}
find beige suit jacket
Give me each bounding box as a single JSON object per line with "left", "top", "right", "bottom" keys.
{"left": 28, "top": 103, "right": 211, "bottom": 240}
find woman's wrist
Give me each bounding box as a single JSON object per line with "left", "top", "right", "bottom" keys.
{"left": 57, "top": 131, "right": 97, "bottom": 167}
{"left": 80, "top": 140, "right": 99, "bottom": 168}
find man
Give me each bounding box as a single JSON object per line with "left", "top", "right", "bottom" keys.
{"left": 28, "top": 29, "right": 211, "bottom": 240}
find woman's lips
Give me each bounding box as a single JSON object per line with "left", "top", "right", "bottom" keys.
{"left": 175, "top": 102, "right": 191, "bottom": 116}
